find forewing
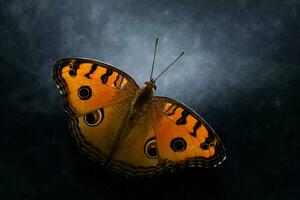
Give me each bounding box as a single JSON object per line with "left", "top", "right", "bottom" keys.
{"left": 151, "top": 96, "right": 226, "bottom": 168}
{"left": 53, "top": 57, "right": 139, "bottom": 116}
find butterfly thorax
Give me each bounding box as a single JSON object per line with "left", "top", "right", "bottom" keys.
{"left": 130, "top": 81, "right": 156, "bottom": 115}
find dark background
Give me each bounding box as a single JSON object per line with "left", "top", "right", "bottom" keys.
{"left": 1, "top": 0, "right": 299, "bottom": 199}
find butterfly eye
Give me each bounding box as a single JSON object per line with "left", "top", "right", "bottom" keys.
{"left": 78, "top": 86, "right": 92, "bottom": 100}
{"left": 153, "top": 85, "right": 157, "bottom": 91}
{"left": 170, "top": 137, "right": 187, "bottom": 152}
{"left": 144, "top": 137, "right": 158, "bottom": 159}
{"left": 84, "top": 108, "right": 104, "bottom": 127}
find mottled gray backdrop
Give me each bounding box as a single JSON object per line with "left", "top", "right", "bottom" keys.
{"left": 0, "top": 0, "right": 299, "bottom": 199}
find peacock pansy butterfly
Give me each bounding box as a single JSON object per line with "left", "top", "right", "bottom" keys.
{"left": 53, "top": 38, "right": 226, "bottom": 177}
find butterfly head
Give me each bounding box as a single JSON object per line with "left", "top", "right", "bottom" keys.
{"left": 143, "top": 80, "right": 157, "bottom": 92}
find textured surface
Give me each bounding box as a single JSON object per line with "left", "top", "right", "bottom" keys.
{"left": 0, "top": 0, "right": 299, "bottom": 199}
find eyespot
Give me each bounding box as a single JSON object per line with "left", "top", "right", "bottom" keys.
{"left": 84, "top": 108, "right": 104, "bottom": 126}
{"left": 200, "top": 142, "right": 209, "bottom": 150}
{"left": 69, "top": 69, "right": 76, "bottom": 76}
{"left": 78, "top": 86, "right": 92, "bottom": 100}
{"left": 170, "top": 137, "right": 186, "bottom": 152}
{"left": 144, "top": 137, "right": 158, "bottom": 159}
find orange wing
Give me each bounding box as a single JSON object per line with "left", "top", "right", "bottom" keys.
{"left": 54, "top": 58, "right": 167, "bottom": 176}
{"left": 53, "top": 58, "right": 139, "bottom": 116}
{"left": 151, "top": 96, "right": 226, "bottom": 168}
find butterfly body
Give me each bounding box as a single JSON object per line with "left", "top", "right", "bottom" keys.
{"left": 53, "top": 57, "right": 226, "bottom": 177}
{"left": 130, "top": 81, "right": 155, "bottom": 114}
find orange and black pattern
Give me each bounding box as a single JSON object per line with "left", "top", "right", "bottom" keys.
{"left": 53, "top": 58, "right": 139, "bottom": 116}
{"left": 153, "top": 96, "right": 226, "bottom": 168}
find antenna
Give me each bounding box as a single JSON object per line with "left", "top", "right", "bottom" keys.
{"left": 154, "top": 51, "right": 184, "bottom": 81}
{"left": 150, "top": 37, "right": 159, "bottom": 81}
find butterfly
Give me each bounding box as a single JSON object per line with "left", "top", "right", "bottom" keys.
{"left": 53, "top": 38, "right": 226, "bottom": 177}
